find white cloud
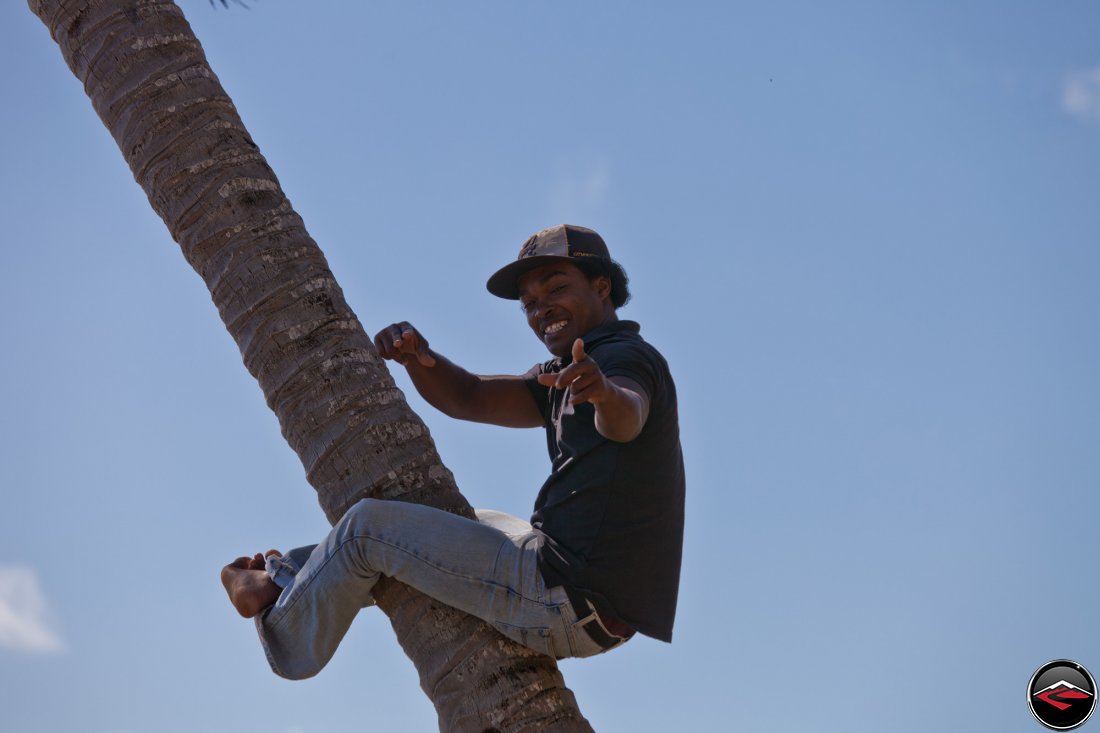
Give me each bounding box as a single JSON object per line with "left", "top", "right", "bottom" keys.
{"left": 0, "top": 565, "right": 65, "bottom": 653}
{"left": 546, "top": 156, "right": 611, "bottom": 223}
{"left": 1063, "top": 67, "right": 1100, "bottom": 123}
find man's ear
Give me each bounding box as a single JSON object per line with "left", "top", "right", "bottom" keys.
{"left": 593, "top": 275, "right": 612, "bottom": 302}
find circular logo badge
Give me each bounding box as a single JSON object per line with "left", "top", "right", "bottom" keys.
{"left": 1028, "top": 659, "right": 1097, "bottom": 730}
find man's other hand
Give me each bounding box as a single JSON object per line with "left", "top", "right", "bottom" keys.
{"left": 374, "top": 322, "right": 437, "bottom": 367}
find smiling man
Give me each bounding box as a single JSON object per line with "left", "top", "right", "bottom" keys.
{"left": 221, "top": 224, "right": 685, "bottom": 678}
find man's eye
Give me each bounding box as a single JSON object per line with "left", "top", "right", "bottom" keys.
{"left": 551, "top": 285, "right": 566, "bottom": 294}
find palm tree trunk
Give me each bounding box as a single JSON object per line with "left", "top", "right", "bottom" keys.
{"left": 29, "top": 1, "right": 593, "bottom": 730}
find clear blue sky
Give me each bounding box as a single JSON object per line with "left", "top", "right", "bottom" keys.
{"left": 2, "top": 2, "right": 1099, "bottom": 731}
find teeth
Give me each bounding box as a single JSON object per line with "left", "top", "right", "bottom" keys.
{"left": 544, "top": 320, "right": 567, "bottom": 335}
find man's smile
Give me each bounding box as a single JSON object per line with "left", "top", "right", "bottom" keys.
{"left": 543, "top": 319, "right": 568, "bottom": 337}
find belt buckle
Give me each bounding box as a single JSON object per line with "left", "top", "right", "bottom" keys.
{"left": 566, "top": 588, "right": 625, "bottom": 651}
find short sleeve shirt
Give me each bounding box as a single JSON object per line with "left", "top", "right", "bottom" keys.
{"left": 524, "top": 320, "right": 685, "bottom": 642}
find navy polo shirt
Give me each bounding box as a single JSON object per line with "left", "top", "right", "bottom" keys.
{"left": 524, "top": 320, "right": 685, "bottom": 642}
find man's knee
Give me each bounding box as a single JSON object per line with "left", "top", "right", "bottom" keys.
{"left": 342, "top": 496, "right": 427, "bottom": 535}
{"left": 334, "top": 497, "right": 412, "bottom": 550}
{"left": 341, "top": 497, "right": 385, "bottom": 530}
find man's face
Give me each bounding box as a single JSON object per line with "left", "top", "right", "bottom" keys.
{"left": 517, "top": 261, "right": 613, "bottom": 358}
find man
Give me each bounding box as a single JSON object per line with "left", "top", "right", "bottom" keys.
{"left": 221, "top": 224, "right": 685, "bottom": 678}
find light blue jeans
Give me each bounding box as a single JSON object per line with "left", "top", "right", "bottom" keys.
{"left": 253, "top": 498, "right": 629, "bottom": 679}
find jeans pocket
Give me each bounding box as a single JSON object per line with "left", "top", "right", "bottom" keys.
{"left": 491, "top": 620, "right": 557, "bottom": 659}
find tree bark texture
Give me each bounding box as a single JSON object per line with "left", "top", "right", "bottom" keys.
{"left": 28, "top": 2, "right": 593, "bottom": 731}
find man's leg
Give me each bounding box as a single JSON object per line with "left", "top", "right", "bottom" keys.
{"left": 248, "top": 498, "right": 587, "bottom": 679}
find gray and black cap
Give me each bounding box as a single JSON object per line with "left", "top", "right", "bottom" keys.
{"left": 486, "top": 224, "right": 629, "bottom": 303}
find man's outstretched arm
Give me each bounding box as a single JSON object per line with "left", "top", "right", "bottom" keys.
{"left": 374, "top": 322, "right": 543, "bottom": 428}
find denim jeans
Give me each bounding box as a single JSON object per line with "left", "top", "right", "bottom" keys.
{"left": 253, "top": 498, "right": 630, "bottom": 679}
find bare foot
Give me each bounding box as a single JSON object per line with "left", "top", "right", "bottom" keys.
{"left": 221, "top": 554, "right": 282, "bottom": 618}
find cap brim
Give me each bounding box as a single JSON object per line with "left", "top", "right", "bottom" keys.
{"left": 486, "top": 254, "right": 577, "bottom": 300}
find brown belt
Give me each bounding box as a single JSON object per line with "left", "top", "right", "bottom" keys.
{"left": 564, "top": 587, "right": 635, "bottom": 650}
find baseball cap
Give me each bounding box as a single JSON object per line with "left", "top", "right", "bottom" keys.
{"left": 486, "top": 224, "right": 629, "bottom": 303}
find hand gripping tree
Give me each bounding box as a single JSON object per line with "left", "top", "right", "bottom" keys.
{"left": 29, "top": 1, "right": 593, "bottom": 730}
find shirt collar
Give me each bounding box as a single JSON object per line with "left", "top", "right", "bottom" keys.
{"left": 557, "top": 320, "right": 640, "bottom": 366}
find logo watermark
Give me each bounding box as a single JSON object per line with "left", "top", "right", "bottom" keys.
{"left": 1028, "top": 660, "right": 1097, "bottom": 730}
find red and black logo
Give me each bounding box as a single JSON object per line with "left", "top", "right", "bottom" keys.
{"left": 1028, "top": 659, "right": 1097, "bottom": 730}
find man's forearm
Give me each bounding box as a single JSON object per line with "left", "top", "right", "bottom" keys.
{"left": 593, "top": 381, "right": 648, "bottom": 443}
{"left": 403, "top": 353, "right": 542, "bottom": 428}
{"left": 404, "top": 351, "right": 481, "bottom": 420}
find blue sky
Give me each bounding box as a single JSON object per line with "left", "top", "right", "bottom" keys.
{"left": 2, "top": 2, "right": 1099, "bottom": 731}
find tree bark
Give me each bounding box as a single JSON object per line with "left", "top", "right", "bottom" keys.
{"left": 28, "top": 1, "right": 593, "bottom": 730}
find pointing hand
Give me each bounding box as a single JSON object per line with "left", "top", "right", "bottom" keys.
{"left": 536, "top": 338, "right": 611, "bottom": 405}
